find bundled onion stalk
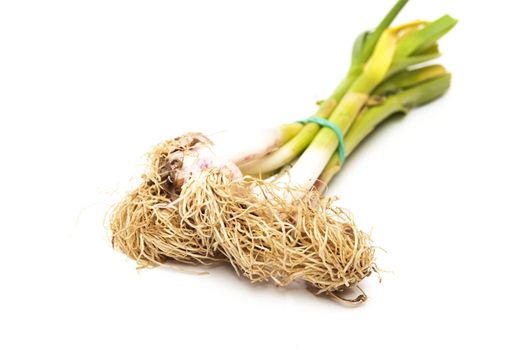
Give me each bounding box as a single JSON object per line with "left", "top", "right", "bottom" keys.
{"left": 111, "top": 0, "right": 456, "bottom": 302}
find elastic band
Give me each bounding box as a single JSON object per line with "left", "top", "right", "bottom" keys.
{"left": 297, "top": 116, "right": 346, "bottom": 163}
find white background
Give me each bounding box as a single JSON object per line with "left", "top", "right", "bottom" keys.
{"left": 1, "top": 0, "right": 526, "bottom": 349}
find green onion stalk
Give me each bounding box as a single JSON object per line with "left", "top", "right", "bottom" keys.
{"left": 263, "top": 18, "right": 455, "bottom": 197}
{"left": 166, "top": 0, "right": 414, "bottom": 182}
{"left": 240, "top": 0, "right": 410, "bottom": 175}
{"left": 242, "top": 11, "right": 457, "bottom": 183}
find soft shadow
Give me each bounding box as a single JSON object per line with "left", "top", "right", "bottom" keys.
{"left": 157, "top": 260, "right": 378, "bottom": 308}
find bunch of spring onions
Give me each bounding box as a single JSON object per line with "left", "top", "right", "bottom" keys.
{"left": 111, "top": 0, "right": 456, "bottom": 304}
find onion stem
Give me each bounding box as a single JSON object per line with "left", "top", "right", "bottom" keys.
{"left": 279, "top": 24, "right": 422, "bottom": 191}
{"left": 242, "top": 0, "right": 410, "bottom": 176}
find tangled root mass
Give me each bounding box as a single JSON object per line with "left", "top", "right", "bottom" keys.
{"left": 110, "top": 134, "right": 376, "bottom": 299}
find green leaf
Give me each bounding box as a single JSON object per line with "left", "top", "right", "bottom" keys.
{"left": 395, "top": 15, "right": 458, "bottom": 59}
{"left": 374, "top": 64, "right": 447, "bottom": 95}
{"left": 398, "top": 73, "right": 452, "bottom": 108}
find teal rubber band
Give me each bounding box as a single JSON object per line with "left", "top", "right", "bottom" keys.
{"left": 297, "top": 116, "right": 346, "bottom": 163}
